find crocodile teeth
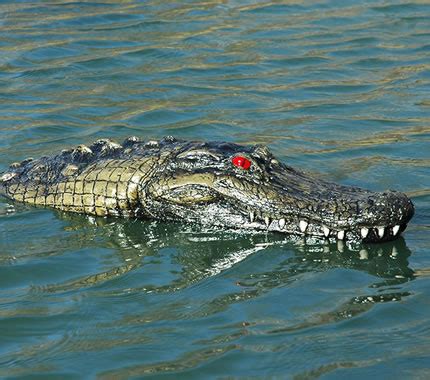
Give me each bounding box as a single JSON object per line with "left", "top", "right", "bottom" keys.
{"left": 360, "top": 227, "right": 369, "bottom": 238}
{"left": 337, "top": 230, "right": 345, "bottom": 240}
{"left": 264, "top": 216, "right": 271, "bottom": 227}
{"left": 299, "top": 220, "right": 308, "bottom": 233}
{"left": 278, "top": 218, "right": 286, "bottom": 229}
{"left": 377, "top": 227, "right": 385, "bottom": 238}
{"left": 392, "top": 225, "right": 400, "bottom": 236}
{"left": 359, "top": 249, "right": 368, "bottom": 260}
{"left": 249, "top": 211, "right": 255, "bottom": 223}
{"left": 323, "top": 226, "right": 330, "bottom": 237}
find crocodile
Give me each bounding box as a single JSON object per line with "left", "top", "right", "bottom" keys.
{"left": 0, "top": 136, "right": 414, "bottom": 243}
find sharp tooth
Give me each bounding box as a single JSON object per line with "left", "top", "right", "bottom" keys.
{"left": 323, "top": 226, "right": 330, "bottom": 237}
{"left": 299, "top": 220, "right": 308, "bottom": 233}
{"left": 249, "top": 211, "right": 255, "bottom": 223}
{"left": 377, "top": 227, "right": 385, "bottom": 238}
{"left": 264, "top": 216, "right": 271, "bottom": 227}
{"left": 278, "top": 218, "right": 286, "bottom": 229}
{"left": 361, "top": 227, "right": 369, "bottom": 239}
{"left": 359, "top": 249, "right": 368, "bottom": 260}
{"left": 392, "top": 225, "right": 400, "bottom": 236}
{"left": 337, "top": 230, "right": 345, "bottom": 240}
{"left": 337, "top": 240, "right": 344, "bottom": 253}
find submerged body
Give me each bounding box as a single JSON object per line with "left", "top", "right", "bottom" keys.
{"left": 0, "top": 136, "right": 414, "bottom": 243}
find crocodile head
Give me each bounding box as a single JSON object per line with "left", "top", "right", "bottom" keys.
{"left": 145, "top": 140, "right": 414, "bottom": 243}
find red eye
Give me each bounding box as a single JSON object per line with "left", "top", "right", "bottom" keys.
{"left": 232, "top": 156, "right": 251, "bottom": 170}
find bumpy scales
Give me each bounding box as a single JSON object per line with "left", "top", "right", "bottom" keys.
{"left": 0, "top": 136, "right": 414, "bottom": 243}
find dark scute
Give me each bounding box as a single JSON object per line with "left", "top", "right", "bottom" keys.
{"left": 160, "top": 136, "right": 178, "bottom": 144}
{"left": 89, "top": 139, "right": 114, "bottom": 153}
{"left": 253, "top": 145, "right": 272, "bottom": 160}
{"left": 123, "top": 136, "right": 141, "bottom": 147}
{"left": 20, "top": 157, "right": 34, "bottom": 166}
{"left": 71, "top": 145, "right": 93, "bottom": 162}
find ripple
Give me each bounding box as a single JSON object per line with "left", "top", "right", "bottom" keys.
{"left": 97, "top": 344, "right": 240, "bottom": 380}
{"left": 1, "top": 0, "right": 429, "bottom": 378}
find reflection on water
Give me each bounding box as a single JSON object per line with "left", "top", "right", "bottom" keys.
{"left": 1, "top": 0, "right": 430, "bottom": 378}
{"left": 28, "top": 211, "right": 415, "bottom": 295}
{"left": 0, "top": 207, "right": 419, "bottom": 378}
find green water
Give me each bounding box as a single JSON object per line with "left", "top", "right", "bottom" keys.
{"left": 1, "top": 1, "right": 429, "bottom": 378}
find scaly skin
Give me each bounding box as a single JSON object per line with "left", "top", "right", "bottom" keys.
{"left": 0, "top": 136, "right": 414, "bottom": 243}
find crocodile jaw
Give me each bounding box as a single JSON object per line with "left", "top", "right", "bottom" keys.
{"left": 146, "top": 165, "right": 414, "bottom": 243}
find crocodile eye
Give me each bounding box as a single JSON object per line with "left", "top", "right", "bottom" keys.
{"left": 232, "top": 156, "right": 251, "bottom": 170}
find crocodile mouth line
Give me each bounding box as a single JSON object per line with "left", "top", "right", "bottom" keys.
{"left": 197, "top": 195, "right": 412, "bottom": 243}
{"left": 241, "top": 211, "right": 409, "bottom": 243}
{"left": 247, "top": 215, "right": 407, "bottom": 243}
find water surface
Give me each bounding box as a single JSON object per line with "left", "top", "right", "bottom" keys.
{"left": 0, "top": 1, "right": 429, "bottom": 379}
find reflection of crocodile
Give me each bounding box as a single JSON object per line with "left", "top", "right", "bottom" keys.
{"left": 39, "top": 214, "right": 416, "bottom": 294}
{"left": 0, "top": 136, "right": 414, "bottom": 243}
{"left": 39, "top": 216, "right": 416, "bottom": 347}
